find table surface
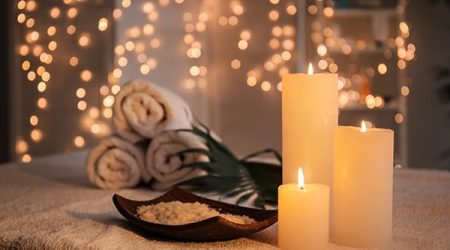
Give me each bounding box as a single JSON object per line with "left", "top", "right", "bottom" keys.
{"left": 0, "top": 151, "right": 449, "bottom": 250}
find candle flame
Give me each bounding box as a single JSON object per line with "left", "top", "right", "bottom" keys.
{"left": 307, "top": 62, "right": 314, "bottom": 75}
{"left": 298, "top": 167, "right": 305, "bottom": 190}
{"left": 361, "top": 120, "right": 367, "bottom": 132}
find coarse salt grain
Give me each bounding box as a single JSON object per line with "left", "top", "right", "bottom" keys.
{"left": 137, "top": 201, "right": 256, "bottom": 225}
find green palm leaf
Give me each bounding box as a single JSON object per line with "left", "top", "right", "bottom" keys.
{"left": 175, "top": 125, "right": 282, "bottom": 208}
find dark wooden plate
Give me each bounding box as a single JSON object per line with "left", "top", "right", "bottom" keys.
{"left": 113, "top": 188, "right": 278, "bottom": 241}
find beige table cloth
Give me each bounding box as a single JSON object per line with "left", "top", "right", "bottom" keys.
{"left": 0, "top": 151, "right": 449, "bottom": 250}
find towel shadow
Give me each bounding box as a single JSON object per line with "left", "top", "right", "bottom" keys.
{"left": 18, "top": 151, "right": 93, "bottom": 188}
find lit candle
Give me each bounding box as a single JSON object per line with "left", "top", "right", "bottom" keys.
{"left": 333, "top": 121, "right": 394, "bottom": 247}
{"left": 278, "top": 168, "right": 330, "bottom": 250}
{"left": 282, "top": 63, "right": 338, "bottom": 185}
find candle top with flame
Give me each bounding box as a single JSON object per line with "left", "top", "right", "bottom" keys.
{"left": 307, "top": 63, "right": 314, "bottom": 75}
{"left": 360, "top": 120, "right": 367, "bottom": 132}
{"left": 298, "top": 167, "right": 305, "bottom": 190}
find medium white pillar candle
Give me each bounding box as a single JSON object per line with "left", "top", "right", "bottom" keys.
{"left": 278, "top": 168, "right": 329, "bottom": 250}
{"left": 282, "top": 64, "right": 338, "bottom": 185}
{"left": 333, "top": 121, "right": 394, "bottom": 247}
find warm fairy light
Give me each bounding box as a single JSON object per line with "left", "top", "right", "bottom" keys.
{"left": 17, "top": 13, "right": 26, "bottom": 24}
{"left": 69, "top": 56, "right": 79, "bottom": 66}
{"left": 261, "top": 81, "right": 271, "bottom": 91}
{"left": 26, "top": 31, "right": 40, "bottom": 43}
{"left": 323, "top": 7, "right": 334, "bottom": 18}
{"left": 90, "top": 123, "right": 100, "bottom": 134}
{"left": 67, "top": 25, "right": 76, "bottom": 35}
{"left": 67, "top": 7, "right": 78, "bottom": 18}
{"left": 21, "top": 60, "right": 30, "bottom": 70}
{"left": 103, "top": 108, "right": 113, "bottom": 119}
{"left": 297, "top": 167, "right": 305, "bottom": 190}
{"left": 307, "top": 5, "right": 318, "bottom": 15}
{"left": 268, "top": 10, "right": 279, "bottom": 21}
{"left": 113, "top": 9, "right": 122, "bottom": 19}
{"left": 111, "top": 85, "right": 121, "bottom": 95}
{"left": 272, "top": 26, "right": 282, "bottom": 37}
{"left": 282, "top": 40, "right": 295, "bottom": 51}
{"left": 26, "top": 0, "right": 37, "bottom": 11}
{"left": 140, "top": 64, "right": 150, "bottom": 75}
{"left": 374, "top": 96, "right": 384, "bottom": 107}
{"left": 308, "top": 63, "right": 314, "bottom": 75}
{"left": 237, "top": 39, "right": 248, "bottom": 50}
{"left": 329, "top": 63, "right": 338, "bottom": 73}
{"left": 22, "top": 154, "right": 32, "bottom": 163}
{"left": 37, "top": 82, "right": 47, "bottom": 92}
{"left": 247, "top": 76, "right": 257, "bottom": 87}
{"left": 37, "top": 98, "right": 48, "bottom": 109}
{"left": 218, "top": 16, "right": 228, "bottom": 26}
{"left": 30, "top": 115, "right": 39, "bottom": 126}
{"left": 78, "top": 33, "right": 90, "bottom": 47}
{"left": 30, "top": 129, "right": 43, "bottom": 142}
{"left": 80, "top": 70, "right": 92, "bottom": 82}
{"left": 231, "top": 59, "right": 241, "bottom": 69}
{"left": 150, "top": 38, "right": 160, "bottom": 48}
{"left": 143, "top": 24, "right": 154, "bottom": 35}
{"left": 360, "top": 121, "right": 367, "bottom": 132}
{"left": 16, "top": 140, "right": 28, "bottom": 154}
{"left": 277, "top": 82, "right": 282, "bottom": 92}
{"left": 113, "top": 68, "right": 123, "bottom": 78}
{"left": 228, "top": 16, "right": 238, "bottom": 26}
{"left": 395, "top": 113, "right": 404, "bottom": 124}
{"left": 76, "top": 88, "right": 86, "bottom": 98}
{"left": 318, "top": 59, "right": 328, "bottom": 70}
{"left": 26, "top": 18, "right": 35, "bottom": 28}
{"left": 98, "top": 18, "right": 108, "bottom": 31}
{"left": 142, "top": 2, "right": 155, "bottom": 13}
{"left": 103, "top": 95, "right": 114, "bottom": 107}
{"left": 48, "top": 41, "right": 57, "bottom": 51}
{"left": 399, "top": 22, "right": 409, "bottom": 34}
{"left": 281, "top": 51, "right": 291, "bottom": 61}
{"left": 189, "top": 66, "right": 200, "bottom": 76}
{"left": 269, "top": 0, "right": 279, "bottom": 4}
{"left": 377, "top": 63, "right": 387, "bottom": 75}
{"left": 27, "top": 71, "right": 36, "bottom": 81}
{"left": 99, "top": 85, "right": 109, "bottom": 96}
{"left": 401, "top": 86, "right": 410, "bottom": 96}
{"left": 50, "top": 7, "right": 61, "bottom": 19}
{"left": 17, "top": 1, "right": 26, "bottom": 10}
{"left": 125, "top": 41, "right": 135, "bottom": 51}
{"left": 74, "top": 136, "right": 85, "bottom": 148}
{"left": 77, "top": 100, "right": 87, "bottom": 111}
{"left": 18, "top": 45, "right": 29, "bottom": 56}
{"left": 317, "top": 44, "right": 327, "bottom": 56}
{"left": 240, "top": 30, "right": 251, "bottom": 40}
{"left": 118, "top": 57, "right": 128, "bottom": 67}
{"left": 366, "top": 95, "right": 376, "bottom": 109}
{"left": 286, "top": 5, "right": 297, "bottom": 15}
{"left": 122, "top": 0, "right": 131, "bottom": 8}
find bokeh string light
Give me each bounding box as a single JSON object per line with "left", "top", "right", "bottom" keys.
{"left": 14, "top": 0, "right": 411, "bottom": 163}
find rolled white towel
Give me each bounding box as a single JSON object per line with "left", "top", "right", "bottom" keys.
{"left": 146, "top": 130, "right": 209, "bottom": 190}
{"left": 113, "top": 79, "right": 193, "bottom": 143}
{"left": 86, "top": 137, "right": 151, "bottom": 190}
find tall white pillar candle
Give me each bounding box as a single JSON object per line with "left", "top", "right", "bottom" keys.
{"left": 282, "top": 64, "right": 338, "bottom": 185}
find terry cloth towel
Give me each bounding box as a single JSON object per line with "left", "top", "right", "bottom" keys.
{"left": 86, "top": 137, "right": 151, "bottom": 190}
{"left": 113, "top": 79, "right": 193, "bottom": 143}
{"left": 146, "top": 130, "right": 209, "bottom": 191}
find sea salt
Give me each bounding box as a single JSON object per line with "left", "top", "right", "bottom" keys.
{"left": 137, "top": 201, "right": 256, "bottom": 225}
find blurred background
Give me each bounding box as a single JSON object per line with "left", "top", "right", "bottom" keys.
{"left": 0, "top": 0, "right": 449, "bottom": 169}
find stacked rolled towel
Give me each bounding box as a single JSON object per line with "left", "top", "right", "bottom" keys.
{"left": 113, "top": 79, "right": 193, "bottom": 143}
{"left": 86, "top": 79, "right": 207, "bottom": 190}
{"left": 146, "top": 130, "right": 209, "bottom": 191}
{"left": 86, "top": 137, "right": 150, "bottom": 190}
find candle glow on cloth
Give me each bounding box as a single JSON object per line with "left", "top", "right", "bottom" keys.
{"left": 278, "top": 168, "right": 330, "bottom": 250}
{"left": 282, "top": 63, "right": 338, "bottom": 186}
{"left": 333, "top": 121, "right": 394, "bottom": 248}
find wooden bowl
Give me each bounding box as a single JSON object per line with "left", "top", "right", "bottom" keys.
{"left": 113, "top": 188, "right": 278, "bottom": 241}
